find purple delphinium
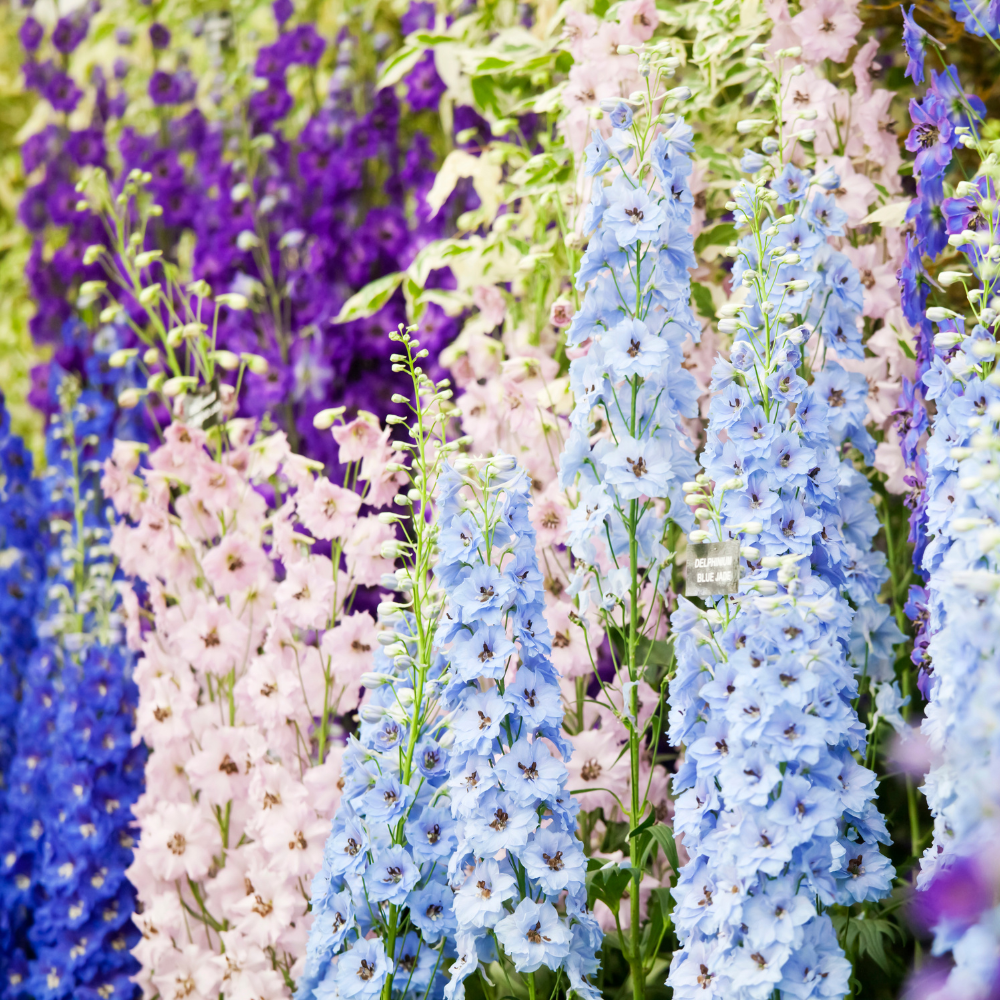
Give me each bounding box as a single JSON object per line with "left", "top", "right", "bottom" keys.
{"left": 928, "top": 64, "right": 988, "bottom": 128}
{"left": 949, "top": 0, "right": 999, "bottom": 37}
{"left": 51, "top": 13, "right": 89, "bottom": 55}
{"left": 901, "top": 5, "right": 929, "bottom": 83}
{"left": 255, "top": 39, "right": 295, "bottom": 78}
{"left": 405, "top": 51, "right": 446, "bottom": 111}
{"left": 905, "top": 93, "right": 957, "bottom": 179}
{"left": 249, "top": 79, "right": 293, "bottom": 125}
{"left": 65, "top": 128, "right": 107, "bottom": 167}
{"left": 17, "top": 0, "right": 472, "bottom": 481}
{"left": 274, "top": 0, "right": 295, "bottom": 25}
{"left": 149, "top": 22, "right": 171, "bottom": 49}
{"left": 43, "top": 68, "right": 84, "bottom": 113}
{"left": 287, "top": 23, "right": 326, "bottom": 64}
{"left": 148, "top": 69, "right": 183, "bottom": 105}
{"left": 401, "top": 1, "right": 436, "bottom": 33}
{"left": 896, "top": 64, "right": 983, "bottom": 606}
{"left": 19, "top": 16, "right": 44, "bottom": 52}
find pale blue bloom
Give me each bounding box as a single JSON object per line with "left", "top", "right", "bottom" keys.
{"left": 334, "top": 939, "right": 388, "bottom": 1000}
{"left": 494, "top": 899, "right": 572, "bottom": 973}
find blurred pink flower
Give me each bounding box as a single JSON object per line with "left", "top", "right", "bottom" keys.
{"left": 332, "top": 414, "right": 384, "bottom": 464}
{"left": 201, "top": 532, "right": 271, "bottom": 596}
{"left": 297, "top": 478, "right": 361, "bottom": 540}
{"left": 790, "top": 0, "right": 863, "bottom": 63}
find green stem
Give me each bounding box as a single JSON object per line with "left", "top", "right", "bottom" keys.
{"left": 627, "top": 378, "right": 645, "bottom": 1000}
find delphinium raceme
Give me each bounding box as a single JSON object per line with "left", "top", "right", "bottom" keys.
{"left": 103, "top": 335, "right": 402, "bottom": 997}
{"left": 901, "top": 96, "right": 1000, "bottom": 998}
{"left": 894, "top": 6, "right": 988, "bottom": 683}
{"left": 300, "top": 329, "right": 603, "bottom": 1000}
{"left": 296, "top": 327, "right": 461, "bottom": 1000}
{"left": 666, "top": 48, "right": 900, "bottom": 1000}
{"left": 437, "top": 453, "right": 602, "bottom": 1000}
{"left": 556, "top": 45, "right": 702, "bottom": 1000}
{"left": 0, "top": 374, "right": 144, "bottom": 1000}
{"left": 761, "top": 7, "right": 925, "bottom": 863}
{"left": 763, "top": 5, "right": 919, "bottom": 497}
{"left": 0, "top": 392, "right": 46, "bottom": 984}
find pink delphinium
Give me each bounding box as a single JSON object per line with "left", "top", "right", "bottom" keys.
{"left": 104, "top": 416, "right": 395, "bottom": 998}
{"left": 558, "top": 7, "right": 647, "bottom": 157}
{"left": 789, "top": 0, "right": 863, "bottom": 64}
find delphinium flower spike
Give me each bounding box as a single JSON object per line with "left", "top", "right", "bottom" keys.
{"left": 297, "top": 327, "right": 461, "bottom": 1000}
{"left": 555, "top": 43, "right": 701, "bottom": 1000}
{"left": 1, "top": 374, "right": 144, "bottom": 1000}
{"left": 666, "top": 45, "right": 899, "bottom": 1000}
{"left": 907, "top": 109, "right": 1000, "bottom": 998}
{"left": 895, "top": 11, "right": 988, "bottom": 692}
{"left": 105, "top": 320, "right": 401, "bottom": 998}
{"left": 438, "top": 453, "right": 602, "bottom": 1000}
{"left": 0, "top": 392, "right": 47, "bottom": 987}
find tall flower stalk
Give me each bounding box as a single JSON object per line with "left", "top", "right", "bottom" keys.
{"left": 104, "top": 325, "right": 402, "bottom": 996}
{"left": 1, "top": 375, "right": 143, "bottom": 1000}
{"left": 556, "top": 47, "right": 702, "bottom": 1000}
{"left": 302, "top": 329, "right": 603, "bottom": 1000}
{"left": 666, "top": 47, "right": 899, "bottom": 999}
{"left": 438, "top": 453, "right": 602, "bottom": 1000}
{"left": 0, "top": 392, "right": 46, "bottom": 987}
{"left": 296, "top": 327, "right": 458, "bottom": 1000}
{"left": 904, "top": 88, "right": 1000, "bottom": 996}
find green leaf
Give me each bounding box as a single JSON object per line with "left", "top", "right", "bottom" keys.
{"left": 647, "top": 824, "right": 680, "bottom": 876}
{"left": 475, "top": 56, "right": 516, "bottom": 72}
{"left": 694, "top": 222, "right": 737, "bottom": 254}
{"left": 92, "top": 21, "right": 117, "bottom": 42}
{"left": 332, "top": 272, "right": 403, "bottom": 324}
{"left": 897, "top": 337, "right": 916, "bottom": 360}
{"left": 832, "top": 910, "right": 903, "bottom": 976}
{"left": 649, "top": 886, "right": 674, "bottom": 920}
{"left": 412, "top": 32, "right": 456, "bottom": 45}
{"left": 691, "top": 282, "right": 716, "bottom": 322}
{"left": 471, "top": 76, "right": 500, "bottom": 117}
{"left": 376, "top": 46, "right": 425, "bottom": 90}
{"left": 586, "top": 862, "right": 633, "bottom": 912}
{"left": 629, "top": 812, "right": 657, "bottom": 839}
{"left": 639, "top": 885, "right": 673, "bottom": 962}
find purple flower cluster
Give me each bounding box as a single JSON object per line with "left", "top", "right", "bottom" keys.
{"left": 18, "top": 3, "right": 476, "bottom": 469}
{"left": 0, "top": 395, "right": 47, "bottom": 986}
{"left": 0, "top": 376, "right": 144, "bottom": 1000}
{"left": 895, "top": 33, "right": 986, "bottom": 684}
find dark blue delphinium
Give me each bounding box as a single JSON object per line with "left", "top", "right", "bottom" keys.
{"left": 0, "top": 376, "right": 143, "bottom": 1000}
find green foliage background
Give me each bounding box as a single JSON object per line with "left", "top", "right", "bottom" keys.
{"left": 0, "top": 2, "right": 45, "bottom": 458}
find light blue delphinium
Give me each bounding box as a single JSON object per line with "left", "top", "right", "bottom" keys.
{"left": 666, "top": 118, "right": 900, "bottom": 999}
{"left": 437, "top": 454, "right": 602, "bottom": 1000}
{"left": 911, "top": 114, "right": 1000, "bottom": 995}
